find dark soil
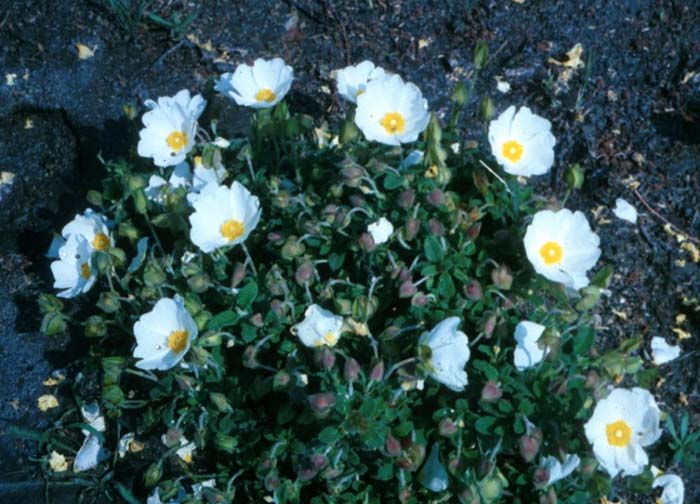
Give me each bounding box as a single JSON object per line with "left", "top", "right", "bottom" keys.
{"left": 0, "top": 0, "right": 698, "bottom": 502}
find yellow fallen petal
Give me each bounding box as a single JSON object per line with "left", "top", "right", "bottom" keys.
{"left": 549, "top": 43, "right": 585, "bottom": 69}
{"left": 49, "top": 451, "right": 68, "bottom": 472}
{"left": 681, "top": 242, "right": 700, "bottom": 263}
{"left": 38, "top": 394, "right": 59, "bottom": 411}
{"left": 675, "top": 313, "right": 687, "bottom": 325}
{"left": 42, "top": 373, "right": 66, "bottom": 386}
{"left": 75, "top": 43, "right": 96, "bottom": 60}
{"left": 672, "top": 327, "right": 691, "bottom": 340}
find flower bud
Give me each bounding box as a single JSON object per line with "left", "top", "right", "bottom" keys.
{"left": 267, "top": 232, "right": 284, "bottom": 244}
{"left": 270, "top": 299, "right": 286, "bottom": 317}
{"left": 209, "top": 392, "right": 234, "bottom": 413}
{"left": 315, "top": 347, "right": 336, "bottom": 370}
{"left": 480, "top": 95, "right": 494, "bottom": 121}
{"left": 518, "top": 428, "right": 543, "bottom": 462}
{"left": 451, "top": 82, "right": 468, "bottom": 104}
{"left": 308, "top": 392, "right": 336, "bottom": 414}
{"left": 349, "top": 194, "right": 366, "bottom": 207}
{"left": 249, "top": 313, "right": 264, "bottom": 327}
{"left": 242, "top": 345, "right": 258, "bottom": 369}
{"left": 341, "top": 164, "right": 365, "bottom": 186}
{"left": 386, "top": 433, "right": 402, "bottom": 456}
{"left": 399, "top": 280, "right": 417, "bottom": 298}
{"left": 464, "top": 280, "right": 483, "bottom": 301}
{"left": 144, "top": 261, "right": 167, "bottom": 287}
{"left": 448, "top": 456, "right": 467, "bottom": 477}
{"left": 533, "top": 466, "right": 550, "bottom": 489}
{"left": 491, "top": 264, "right": 513, "bottom": 290}
{"left": 143, "top": 463, "right": 162, "bottom": 487}
{"left": 163, "top": 427, "right": 183, "bottom": 447}
{"left": 426, "top": 188, "right": 445, "bottom": 206}
{"left": 481, "top": 380, "right": 503, "bottom": 403}
{"left": 84, "top": 315, "right": 107, "bottom": 338}
{"left": 403, "top": 219, "right": 420, "bottom": 241}
{"left": 298, "top": 467, "right": 317, "bottom": 482}
{"left": 369, "top": 360, "right": 384, "bottom": 381}
{"left": 187, "top": 273, "right": 210, "bottom": 293}
{"left": 467, "top": 222, "right": 482, "bottom": 240}
{"left": 41, "top": 312, "right": 67, "bottom": 336}
{"left": 264, "top": 470, "right": 280, "bottom": 491}
{"left": 438, "top": 418, "right": 458, "bottom": 436}
{"left": 584, "top": 370, "right": 600, "bottom": 389}
{"left": 273, "top": 370, "right": 291, "bottom": 391}
{"left": 458, "top": 487, "right": 481, "bottom": 504}
{"left": 281, "top": 236, "right": 306, "bottom": 260}
{"left": 359, "top": 232, "right": 376, "bottom": 252}
{"left": 118, "top": 221, "right": 139, "bottom": 241}
{"left": 428, "top": 218, "right": 444, "bottom": 236}
{"left": 411, "top": 292, "right": 430, "bottom": 307}
{"left": 214, "top": 432, "right": 238, "bottom": 453}
{"left": 311, "top": 453, "right": 328, "bottom": 470}
{"left": 97, "top": 291, "right": 120, "bottom": 313}
{"left": 344, "top": 357, "right": 360, "bottom": 382}
{"left": 340, "top": 119, "right": 359, "bottom": 143}
{"left": 128, "top": 174, "right": 147, "bottom": 191}
{"left": 295, "top": 261, "right": 314, "bottom": 285}
{"left": 473, "top": 40, "right": 488, "bottom": 70}
{"left": 86, "top": 190, "right": 103, "bottom": 207}
{"left": 564, "top": 163, "right": 584, "bottom": 190}
{"left": 398, "top": 189, "right": 415, "bottom": 209}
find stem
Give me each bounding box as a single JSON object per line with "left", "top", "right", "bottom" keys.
{"left": 384, "top": 357, "right": 418, "bottom": 382}
{"left": 241, "top": 243, "right": 258, "bottom": 276}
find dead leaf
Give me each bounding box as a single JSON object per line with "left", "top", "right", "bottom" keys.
{"left": 681, "top": 242, "right": 700, "bottom": 263}
{"left": 38, "top": 394, "right": 59, "bottom": 411}
{"left": 548, "top": 43, "right": 584, "bottom": 69}
{"left": 672, "top": 327, "right": 691, "bottom": 340}
{"left": 75, "top": 43, "right": 96, "bottom": 60}
{"left": 675, "top": 313, "right": 687, "bottom": 325}
{"left": 612, "top": 310, "right": 627, "bottom": 321}
{"left": 49, "top": 451, "right": 68, "bottom": 472}
{"left": 43, "top": 373, "right": 66, "bottom": 386}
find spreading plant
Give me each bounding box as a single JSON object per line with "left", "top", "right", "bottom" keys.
{"left": 30, "top": 54, "right": 686, "bottom": 503}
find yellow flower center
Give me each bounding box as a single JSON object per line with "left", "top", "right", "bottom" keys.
{"left": 166, "top": 131, "right": 187, "bottom": 152}
{"left": 323, "top": 331, "right": 338, "bottom": 346}
{"left": 502, "top": 139, "right": 524, "bottom": 162}
{"left": 255, "top": 88, "right": 277, "bottom": 102}
{"left": 220, "top": 219, "right": 245, "bottom": 241}
{"left": 380, "top": 112, "right": 405, "bottom": 134}
{"left": 539, "top": 241, "right": 563, "bottom": 265}
{"left": 80, "top": 263, "right": 91, "bottom": 280}
{"left": 356, "top": 88, "right": 365, "bottom": 97}
{"left": 605, "top": 419, "right": 632, "bottom": 448}
{"left": 181, "top": 453, "right": 193, "bottom": 464}
{"left": 92, "top": 232, "right": 110, "bottom": 251}
{"left": 167, "top": 330, "right": 189, "bottom": 353}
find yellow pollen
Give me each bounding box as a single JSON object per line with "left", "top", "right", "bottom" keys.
{"left": 380, "top": 112, "right": 405, "bottom": 134}
{"left": 220, "top": 219, "right": 245, "bottom": 241}
{"left": 323, "top": 331, "right": 338, "bottom": 346}
{"left": 255, "top": 88, "right": 277, "bottom": 102}
{"left": 605, "top": 419, "right": 632, "bottom": 448}
{"left": 80, "top": 263, "right": 91, "bottom": 280}
{"left": 194, "top": 155, "right": 203, "bottom": 166}
{"left": 167, "top": 330, "right": 189, "bottom": 353}
{"left": 356, "top": 89, "right": 365, "bottom": 97}
{"left": 166, "top": 131, "right": 187, "bottom": 152}
{"left": 502, "top": 139, "right": 524, "bottom": 162}
{"left": 539, "top": 241, "right": 563, "bottom": 265}
{"left": 182, "top": 453, "right": 193, "bottom": 464}
{"left": 92, "top": 233, "right": 110, "bottom": 251}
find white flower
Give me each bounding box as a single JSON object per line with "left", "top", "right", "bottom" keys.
{"left": 61, "top": 209, "right": 112, "bottom": 253}
{"left": 613, "top": 197, "right": 638, "bottom": 223}
{"left": 292, "top": 304, "right": 344, "bottom": 348}
{"left": 367, "top": 217, "right": 394, "bottom": 245}
{"left": 335, "top": 60, "right": 387, "bottom": 103}
{"left": 355, "top": 74, "right": 430, "bottom": 146}
{"left": 50, "top": 234, "right": 97, "bottom": 298}
{"left": 540, "top": 454, "right": 580, "bottom": 485}
{"left": 488, "top": 106, "right": 556, "bottom": 176}
{"left": 496, "top": 79, "right": 511, "bottom": 94}
{"left": 145, "top": 161, "right": 192, "bottom": 203}
{"left": 651, "top": 336, "right": 681, "bottom": 365}
{"left": 137, "top": 89, "right": 206, "bottom": 167}
{"left": 418, "top": 444, "right": 449, "bottom": 492}
{"left": 74, "top": 433, "right": 108, "bottom": 472}
{"left": 187, "top": 156, "right": 227, "bottom": 205}
{"left": 653, "top": 473, "right": 685, "bottom": 504}
{"left": 176, "top": 437, "right": 196, "bottom": 463}
{"left": 420, "top": 317, "right": 470, "bottom": 392}
{"left": 215, "top": 58, "right": 293, "bottom": 109}
{"left": 583, "top": 387, "right": 662, "bottom": 478}
{"left": 192, "top": 479, "right": 216, "bottom": 499}
{"left": 188, "top": 181, "right": 261, "bottom": 253}
{"left": 523, "top": 209, "right": 601, "bottom": 289}
{"left": 133, "top": 296, "right": 198, "bottom": 370}
{"left": 513, "top": 321, "right": 548, "bottom": 370}
{"left": 118, "top": 433, "right": 136, "bottom": 458}
{"left": 80, "top": 402, "right": 105, "bottom": 434}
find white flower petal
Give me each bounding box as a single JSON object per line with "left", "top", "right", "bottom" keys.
{"left": 653, "top": 473, "right": 685, "bottom": 504}
{"left": 293, "top": 304, "right": 344, "bottom": 348}
{"left": 613, "top": 197, "right": 638, "bottom": 224}
{"left": 367, "top": 217, "right": 394, "bottom": 245}
{"left": 421, "top": 317, "right": 470, "bottom": 391}
{"left": 513, "top": 321, "right": 548, "bottom": 370}
{"left": 651, "top": 336, "right": 681, "bottom": 365}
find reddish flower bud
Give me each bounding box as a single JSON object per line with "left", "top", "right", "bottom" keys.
{"left": 359, "top": 232, "right": 376, "bottom": 251}
{"left": 386, "top": 433, "right": 402, "bottom": 456}
{"left": 518, "top": 428, "right": 543, "bottom": 462}
{"left": 308, "top": 392, "right": 336, "bottom": 414}
{"left": 231, "top": 262, "right": 247, "bottom": 287}
{"left": 295, "top": 261, "right": 314, "bottom": 285}
{"left": 404, "top": 219, "right": 420, "bottom": 241}
{"left": 533, "top": 466, "right": 550, "bottom": 489}
{"left": 349, "top": 194, "right": 365, "bottom": 207}
{"left": 267, "top": 232, "right": 284, "bottom": 244}
{"left": 315, "top": 347, "right": 336, "bottom": 370}
{"left": 399, "top": 268, "right": 411, "bottom": 282}
{"left": 481, "top": 380, "right": 503, "bottom": 403}
{"left": 311, "top": 453, "right": 328, "bottom": 470}
{"left": 483, "top": 315, "right": 497, "bottom": 339}
{"left": 426, "top": 188, "right": 445, "bottom": 206}
{"left": 249, "top": 313, "right": 264, "bottom": 327}
{"left": 369, "top": 360, "right": 384, "bottom": 381}
{"left": 398, "top": 189, "right": 415, "bottom": 209}
{"left": 428, "top": 218, "right": 445, "bottom": 236}
{"left": 344, "top": 357, "right": 360, "bottom": 382}
{"left": 464, "top": 280, "right": 483, "bottom": 300}
{"left": 466, "top": 222, "right": 481, "bottom": 240}
{"left": 399, "top": 280, "right": 417, "bottom": 298}
{"left": 411, "top": 292, "right": 430, "bottom": 307}
{"left": 438, "top": 417, "right": 458, "bottom": 436}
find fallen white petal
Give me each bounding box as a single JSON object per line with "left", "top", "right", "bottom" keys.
{"left": 613, "top": 197, "right": 638, "bottom": 224}
{"left": 651, "top": 336, "right": 681, "bottom": 365}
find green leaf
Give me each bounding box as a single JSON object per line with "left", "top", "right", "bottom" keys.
{"left": 328, "top": 252, "right": 345, "bottom": 272}
{"left": 383, "top": 172, "right": 403, "bottom": 190}
{"left": 573, "top": 326, "right": 595, "bottom": 356}
{"left": 376, "top": 462, "right": 394, "bottom": 481}
{"left": 207, "top": 310, "right": 239, "bottom": 331}
{"left": 437, "top": 273, "right": 456, "bottom": 300}
{"left": 318, "top": 426, "right": 340, "bottom": 444}
{"left": 423, "top": 235, "right": 444, "bottom": 263}
{"left": 116, "top": 483, "right": 142, "bottom": 504}
{"left": 475, "top": 416, "right": 497, "bottom": 434}
{"left": 237, "top": 281, "right": 259, "bottom": 309}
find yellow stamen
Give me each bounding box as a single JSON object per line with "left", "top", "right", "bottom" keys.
{"left": 605, "top": 419, "right": 632, "bottom": 448}
{"left": 167, "top": 330, "right": 189, "bottom": 353}
{"left": 182, "top": 453, "right": 193, "bottom": 464}
{"left": 92, "top": 232, "right": 110, "bottom": 251}
{"left": 323, "top": 331, "right": 338, "bottom": 346}
{"left": 220, "top": 219, "right": 245, "bottom": 241}
{"left": 80, "top": 263, "right": 91, "bottom": 280}
{"left": 356, "top": 89, "right": 365, "bottom": 97}
{"left": 380, "top": 112, "right": 405, "bottom": 134}
{"left": 255, "top": 88, "right": 277, "bottom": 103}
{"left": 539, "top": 241, "right": 563, "bottom": 265}
{"left": 502, "top": 139, "right": 524, "bottom": 163}
{"left": 166, "top": 131, "right": 187, "bottom": 152}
